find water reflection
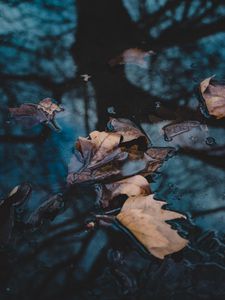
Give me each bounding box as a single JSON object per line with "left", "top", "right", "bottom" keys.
{"left": 1, "top": 0, "right": 225, "bottom": 299}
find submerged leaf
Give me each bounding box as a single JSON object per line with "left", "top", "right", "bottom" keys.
{"left": 27, "top": 194, "right": 64, "bottom": 227}
{"left": 109, "top": 48, "right": 155, "bottom": 68}
{"left": 9, "top": 98, "right": 64, "bottom": 131}
{"left": 0, "top": 183, "right": 32, "bottom": 244}
{"left": 96, "top": 175, "right": 151, "bottom": 208}
{"left": 199, "top": 76, "right": 225, "bottom": 119}
{"left": 116, "top": 195, "right": 188, "bottom": 259}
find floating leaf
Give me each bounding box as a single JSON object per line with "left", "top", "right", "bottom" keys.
{"left": 67, "top": 131, "right": 128, "bottom": 184}
{"left": 96, "top": 175, "right": 151, "bottom": 208}
{"left": 199, "top": 76, "right": 225, "bottom": 119}
{"left": 162, "top": 121, "right": 201, "bottom": 141}
{"left": 67, "top": 129, "right": 172, "bottom": 185}
{"left": 27, "top": 194, "right": 64, "bottom": 227}
{"left": 107, "top": 118, "right": 149, "bottom": 145}
{"left": 116, "top": 195, "right": 188, "bottom": 259}
{"left": 9, "top": 98, "right": 64, "bottom": 131}
{"left": 0, "top": 183, "right": 32, "bottom": 244}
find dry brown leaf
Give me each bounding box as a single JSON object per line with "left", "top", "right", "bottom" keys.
{"left": 67, "top": 134, "right": 171, "bottom": 184}
{"left": 141, "top": 147, "right": 173, "bottom": 176}
{"left": 67, "top": 130, "right": 128, "bottom": 184}
{"left": 107, "top": 118, "right": 149, "bottom": 145}
{"left": 117, "top": 195, "right": 188, "bottom": 259}
{"left": 88, "top": 131, "right": 122, "bottom": 163}
{"left": 96, "top": 175, "right": 151, "bottom": 208}
{"left": 200, "top": 76, "right": 225, "bottom": 119}
{"left": 9, "top": 98, "right": 64, "bottom": 131}
{"left": 67, "top": 119, "right": 172, "bottom": 185}
{"left": 37, "top": 98, "right": 62, "bottom": 115}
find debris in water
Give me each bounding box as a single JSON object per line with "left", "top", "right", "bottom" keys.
{"left": 162, "top": 121, "right": 202, "bottom": 141}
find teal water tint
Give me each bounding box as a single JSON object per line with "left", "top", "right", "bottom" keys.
{"left": 1, "top": 0, "right": 225, "bottom": 299}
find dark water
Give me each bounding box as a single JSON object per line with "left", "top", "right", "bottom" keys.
{"left": 1, "top": 1, "right": 225, "bottom": 299}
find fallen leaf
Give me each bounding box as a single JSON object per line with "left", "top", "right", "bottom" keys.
{"left": 9, "top": 98, "right": 64, "bottom": 131}
{"left": 67, "top": 130, "right": 172, "bottom": 184}
{"left": 0, "top": 183, "right": 32, "bottom": 244}
{"left": 140, "top": 147, "right": 174, "bottom": 177}
{"left": 27, "top": 194, "right": 64, "bottom": 227}
{"left": 109, "top": 48, "right": 156, "bottom": 68}
{"left": 116, "top": 195, "right": 188, "bottom": 259}
{"left": 199, "top": 76, "right": 225, "bottom": 119}
{"left": 95, "top": 175, "right": 151, "bottom": 208}
{"left": 107, "top": 118, "right": 149, "bottom": 146}
{"left": 162, "top": 121, "right": 201, "bottom": 141}
{"left": 67, "top": 130, "right": 128, "bottom": 184}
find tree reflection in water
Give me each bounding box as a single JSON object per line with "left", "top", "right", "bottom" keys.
{"left": 0, "top": 0, "right": 225, "bottom": 299}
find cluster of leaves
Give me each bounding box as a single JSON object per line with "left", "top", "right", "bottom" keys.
{"left": 67, "top": 118, "right": 188, "bottom": 259}
{"left": 4, "top": 75, "right": 225, "bottom": 260}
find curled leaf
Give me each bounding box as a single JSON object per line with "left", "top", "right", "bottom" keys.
{"left": 67, "top": 131, "right": 171, "bottom": 184}
{"left": 162, "top": 121, "right": 201, "bottom": 141}
{"left": 95, "top": 175, "right": 151, "bottom": 208}
{"left": 67, "top": 131, "right": 128, "bottom": 184}
{"left": 9, "top": 98, "right": 64, "bottom": 131}
{"left": 107, "top": 118, "right": 149, "bottom": 145}
{"left": 199, "top": 76, "right": 225, "bottom": 119}
{"left": 116, "top": 195, "right": 188, "bottom": 259}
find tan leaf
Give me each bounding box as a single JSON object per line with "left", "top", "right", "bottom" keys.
{"left": 117, "top": 195, "right": 188, "bottom": 259}
{"left": 200, "top": 76, "right": 225, "bottom": 119}
{"left": 89, "top": 131, "right": 122, "bottom": 164}
{"left": 96, "top": 175, "right": 151, "bottom": 208}
{"left": 67, "top": 130, "right": 127, "bottom": 184}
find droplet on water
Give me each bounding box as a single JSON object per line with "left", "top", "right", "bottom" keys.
{"left": 205, "top": 137, "right": 216, "bottom": 146}
{"left": 107, "top": 106, "right": 116, "bottom": 114}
